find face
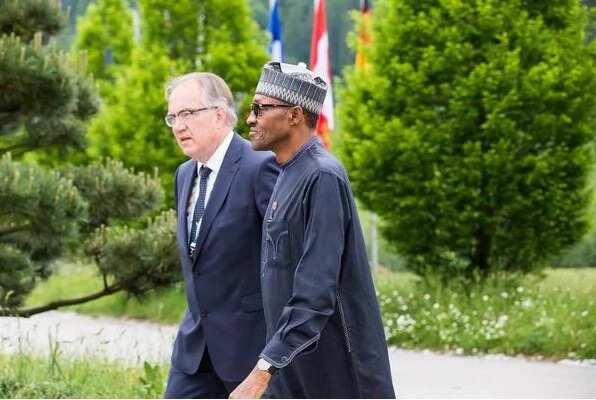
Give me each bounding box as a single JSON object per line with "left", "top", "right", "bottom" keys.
{"left": 246, "top": 94, "right": 293, "bottom": 151}
{"left": 167, "top": 80, "right": 224, "bottom": 162}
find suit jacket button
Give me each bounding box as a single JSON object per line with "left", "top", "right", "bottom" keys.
{"left": 281, "top": 356, "right": 288, "bottom": 362}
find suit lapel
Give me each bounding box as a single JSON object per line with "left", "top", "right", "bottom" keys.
{"left": 178, "top": 160, "right": 198, "bottom": 260}
{"left": 192, "top": 134, "right": 243, "bottom": 267}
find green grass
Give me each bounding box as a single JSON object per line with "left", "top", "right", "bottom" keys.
{"left": 26, "top": 262, "right": 186, "bottom": 324}
{"left": 0, "top": 353, "right": 167, "bottom": 398}
{"left": 25, "top": 263, "right": 596, "bottom": 359}
{"left": 375, "top": 267, "right": 596, "bottom": 360}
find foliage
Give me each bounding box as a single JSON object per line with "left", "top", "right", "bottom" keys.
{"left": 0, "top": 33, "right": 98, "bottom": 156}
{"left": 76, "top": 0, "right": 268, "bottom": 202}
{"left": 339, "top": 0, "right": 596, "bottom": 279}
{"left": 0, "top": 0, "right": 96, "bottom": 308}
{"left": 62, "top": 159, "right": 164, "bottom": 231}
{"left": 0, "top": 353, "right": 167, "bottom": 398}
{"left": 72, "top": 0, "right": 134, "bottom": 90}
{"left": 85, "top": 43, "right": 180, "bottom": 198}
{"left": 0, "top": 0, "right": 64, "bottom": 42}
{"left": 376, "top": 268, "right": 596, "bottom": 359}
{"left": 0, "top": 154, "right": 87, "bottom": 307}
{"left": 85, "top": 210, "right": 179, "bottom": 296}
{"left": 0, "top": 0, "right": 179, "bottom": 317}
{"left": 553, "top": 231, "right": 596, "bottom": 268}
{"left": 139, "top": 361, "right": 166, "bottom": 398}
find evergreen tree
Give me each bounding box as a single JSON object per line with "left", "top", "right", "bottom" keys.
{"left": 0, "top": 0, "right": 179, "bottom": 316}
{"left": 73, "top": 0, "right": 134, "bottom": 91}
{"left": 338, "top": 0, "right": 596, "bottom": 280}
{"left": 77, "top": 0, "right": 268, "bottom": 201}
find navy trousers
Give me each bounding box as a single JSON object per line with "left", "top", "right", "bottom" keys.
{"left": 164, "top": 348, "right": 241, "bottom": 399}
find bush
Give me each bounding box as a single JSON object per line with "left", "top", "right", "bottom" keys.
{"left": 339, "top": 0, "right": 596, "bottom": 279}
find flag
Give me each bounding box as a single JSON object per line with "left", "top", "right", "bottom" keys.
{"left": 309, "top": 0, "right": 333, "bottom": 149}
{"left": 355, "top": 0, "right": 372, "bottom": 71}
{"left": 268, "top": 0, "right": 283, "bottom": 62}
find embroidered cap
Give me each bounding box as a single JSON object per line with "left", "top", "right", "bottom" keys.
{"left": 255, "top": 61, "right": 328, "bottom": 116}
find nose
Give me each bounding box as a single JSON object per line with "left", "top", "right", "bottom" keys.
{"left": 246, "top": 109, "right": 256, "bottom": 126}
{"left": 172, "top": 117, "right": 187, "bottom": 134}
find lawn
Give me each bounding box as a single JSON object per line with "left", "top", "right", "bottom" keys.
{"left": 0, "top": 353, "right": 166, "bottom": 398}
{"left": 24, "top": 263, "right": 596, "bottom": 359}
{"left": 376, "top": 267, "right": 596, "bottom": 359}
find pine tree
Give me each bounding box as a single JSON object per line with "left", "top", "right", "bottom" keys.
{"left": 0, "top": 0, "right": 180, "bottom": 316}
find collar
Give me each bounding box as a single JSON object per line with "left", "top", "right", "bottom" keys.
{"left": 197, "top": 130, "right": 234, "bottom": 175}
{"left": 281, "top": 135, "right": 321, "bottom": 169}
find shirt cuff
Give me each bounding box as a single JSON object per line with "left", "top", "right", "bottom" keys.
{"left": 259, "top": 333, "right": 321, "bottom": 369}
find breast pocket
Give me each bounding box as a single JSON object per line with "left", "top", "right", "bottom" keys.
{"left": 265, "top": 220, "right": 292, "bottom": 269}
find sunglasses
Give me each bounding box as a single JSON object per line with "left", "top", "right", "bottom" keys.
{"left": 249, "top": 102, "right": 294, "bottom": 118}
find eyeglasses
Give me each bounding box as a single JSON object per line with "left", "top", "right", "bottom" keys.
{"left": 165, "top": 107, "right": 217, "bottom": 127}
{"left": 249, "top": 102, "right": 293, "bottom": 118}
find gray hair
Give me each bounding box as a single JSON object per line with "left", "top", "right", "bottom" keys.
{"left": 165, "top": 72, "right": 238, "bottom": 128}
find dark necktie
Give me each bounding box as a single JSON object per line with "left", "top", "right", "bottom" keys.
{"left": 189, "top": 165, "right": 212, "bottom": 257}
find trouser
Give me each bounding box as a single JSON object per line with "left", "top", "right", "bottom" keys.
{"left": 164, "top": 347, "right": 241, "bottom": 399}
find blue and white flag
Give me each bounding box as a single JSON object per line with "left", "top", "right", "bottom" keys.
{"left": 267, "top": 0, "right": 283, "bottom": 62}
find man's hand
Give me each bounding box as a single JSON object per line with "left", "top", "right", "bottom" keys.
{"left": 229, "top": 366, "right": 272, "bottom": 399}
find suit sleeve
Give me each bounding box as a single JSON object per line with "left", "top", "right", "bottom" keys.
{"left": 260, "top": 171, "right": 352, "bottom": 368}
{"left": 254, "top": 155, "right": 280, "bottom": 219}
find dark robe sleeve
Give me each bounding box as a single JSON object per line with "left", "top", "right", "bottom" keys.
{"left": 260, "top": 171, "right": 352, "bottom": 368}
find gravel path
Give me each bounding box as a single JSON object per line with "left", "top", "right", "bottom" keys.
{"left": 1, "top": 311, "right": 595, "bottom": 398}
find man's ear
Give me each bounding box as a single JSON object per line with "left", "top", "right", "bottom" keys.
{"left": 215, "top": 106, "right": 226, "bottom": 124}
{"left": 288, "top": 106, "right": 304, "bottom": 127}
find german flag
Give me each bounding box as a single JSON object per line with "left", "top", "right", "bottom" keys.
{"left": 355, "top": 0, "right": 372, "bottom": 72}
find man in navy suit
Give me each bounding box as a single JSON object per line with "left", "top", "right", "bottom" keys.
{"left": 163, "top": 72, "right": 278, "bottom": 398}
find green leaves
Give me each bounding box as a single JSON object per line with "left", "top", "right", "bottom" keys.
{"left": 0, "top": 33, "right": 99, "bottom": 156}
{"left": 0, "top": 154, "right": 87, "bottom": 254}
{"left": 0, "top": 154, "right": 87, "bottom": 305}
{"left": 73, "top": 0, "right": 134, "bottom": 86}
{"left": 0, "top": 0, "right": 64, "bottom": 42}
{"left": 76, "top": 0, "right": 267, "bottom": 204}
{"left": 0, "top": 0, "right": 175, "bottom": 316}
{"left": 63, "top": 159, "right": 164, "bottom": 232}
{"left": 339, "top": 0, "right": 596, "bottom": 279}
{"left": 85, "top": 210, "right": 179, "bottom": 296}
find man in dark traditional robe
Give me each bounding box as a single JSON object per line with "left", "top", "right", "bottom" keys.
{"left": 230, "top": 61, "right": 396, "bottom": 399}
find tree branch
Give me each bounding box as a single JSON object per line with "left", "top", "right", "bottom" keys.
{"left": 102, "top": 272, "right": 108, "bottom": 291}
{"left": 0, "top": 224, "right": 30, "bottom": 237}
{"left": 0, "top": 284, "right": 122, "bottom": 317}
{"left": 0, "top": 142, "right": 29, "bottom": 156}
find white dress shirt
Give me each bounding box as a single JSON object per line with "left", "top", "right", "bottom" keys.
{"left": 187, "top": 131, "right": 234, "bottom": 240}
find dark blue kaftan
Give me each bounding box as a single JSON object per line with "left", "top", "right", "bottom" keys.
{"left": 260, "top": 137, "right": 395, "bottom": 398}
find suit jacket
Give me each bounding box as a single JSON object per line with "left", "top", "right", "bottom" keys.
{"left": 171, "top": 133, "right": 278, "bottom": 381}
